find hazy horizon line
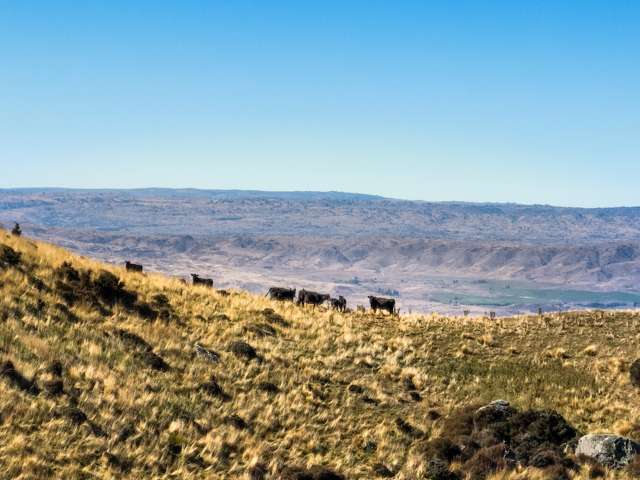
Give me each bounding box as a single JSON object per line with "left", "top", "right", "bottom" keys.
{"left": 1, "top": 186, "right": 639, "bottom": 211}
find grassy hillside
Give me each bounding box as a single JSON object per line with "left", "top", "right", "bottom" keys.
{"left": 0, "top": 230, "right": 639, "bottom": 479}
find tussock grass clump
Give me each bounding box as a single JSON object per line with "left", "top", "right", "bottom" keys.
{"left": 0, "top": 230, "right": 640, "bottom": 478}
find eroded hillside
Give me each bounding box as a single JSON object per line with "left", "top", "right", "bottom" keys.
{"left": 1, "top": 230, "right": 640, "bottom": 479}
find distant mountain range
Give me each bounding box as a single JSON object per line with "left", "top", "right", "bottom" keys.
{"left": 1, "top": 188, "right": 639, "bottom": 313}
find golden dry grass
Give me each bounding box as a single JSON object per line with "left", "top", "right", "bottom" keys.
{"left": 0, "top": 231, "right": 639, "bottom": 479}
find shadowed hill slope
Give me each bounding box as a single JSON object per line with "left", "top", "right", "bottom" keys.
{"left": 1, "top": 230, "right": 639, "bottom": 478}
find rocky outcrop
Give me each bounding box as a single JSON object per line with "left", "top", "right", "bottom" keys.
{"left": 575, "top": 434, "right": 640, "bottom": 469}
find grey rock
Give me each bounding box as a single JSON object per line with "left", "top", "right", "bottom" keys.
{"left": 195, "top": 343, "right": 220, "bottom": 363}
{"left": 575, "top": 434, "right": 640, "bottom": 469}
{"left": 473, "top": 399, "right": 515, "bottom": 429}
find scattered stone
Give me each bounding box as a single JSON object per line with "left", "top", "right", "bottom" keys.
{"left": 229, "top": 340, "right": 258, "bottom": 361}
{"left": 194, "top": 343, "right": 220, "bottom": 363}
{"left": 576, "top": 434, "right": 640, "bottom": 469}
{"left": 410, "top": 391, "right": 422, "bottom": 402}
{"left": 630, "top": 359, "right": 640, "bottom": 387}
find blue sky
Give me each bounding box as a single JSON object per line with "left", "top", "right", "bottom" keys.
{"left": 1, "top": 1, "right": 638, "bottom": 207}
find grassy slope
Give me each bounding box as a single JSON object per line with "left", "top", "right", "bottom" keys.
{"left": 0, "top": 230, "right": 639, "bottom": 479}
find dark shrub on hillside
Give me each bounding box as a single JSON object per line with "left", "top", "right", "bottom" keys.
{"left": 462, "top": 444, "right": 513, "bottom": 480}
{"left": 56, "top": 261, "right": 80, "bottom": 282}
{"left": 257, "top": 381, "right": 280, "bottom": 394}
{"left": 248, "top": 463, "right": 268, "bottom": 480}
{"left": 114, "top": 328, "right": 152, "bottom": 352}
{"left": 423, "top": 438, "right": 462, "bottom": 463}
{"left": 630, "top": 359, "right": 640, "bottom": 387}
{"left": 395, "top": 417, "right": 423, "bottom": 438}
{"left": 0, "top": 244, "right": 21, "bottom": 267}
{"left": 423, "top": 401, "right": 579, "bottom": 480}
{"left": 425, "top": 459, "right": 460, "bottom": 480}
{"left": 224, "top": 414, "right": 248, "bottom": 430}
{"left": 199, "top": 375, "right": 230, "bottom": 401}
{"left": 0, "top": 360, "right": 39, "bottom": 395}
{"left": 136, "top": 350, "right": 170, "bottom": 371}
{"left": 54, "top": 264, "right": 160, "bottom": 320}
{"left": 152, "top": 293, "right": 170, "bottom": 307}
{"left": 372, "top": 463, "right": 394, "bottom": 477}
{"left": 134, "top": 301, "right": 158, "bottom": 320}
{"left": 94, "top": 270, "right": 136, "bottom": 307}
{"left": 229, "top": 340, "right": 258, "bottom": 361}
{"left": 279, "top": 465, "right": 345, "bottom": 480}
{"left": 261, "top": 308, "right": 290, "bottom": 327}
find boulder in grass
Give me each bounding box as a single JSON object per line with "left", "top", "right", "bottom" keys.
{"left": 473, "top": 399, "right": 515, "bottom": 430}
{"left": 576, "top": 434, "right": 640, "bottom": 469}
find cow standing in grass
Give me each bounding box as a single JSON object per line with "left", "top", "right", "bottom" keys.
{"left": 191, "top": 274, "right": 214, "bottom": 287}
{"left": 125, "top": 261, "right": 143, "bottom": 273}
{"left": 266, "top": 287, "right": 296, "bottom": 301}
{"left": 368, "top": 295, "right": 396, "bottom": 315}
{"left": 297, "top": 289, "right": 330, "bottom": 308}
{"left": 330, "top": 296, "right": 347, "bottom": 312}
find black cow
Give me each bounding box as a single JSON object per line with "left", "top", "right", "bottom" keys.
{"left": 125, "top": 261, "right": 143, "bottom": 273}
{"left": 266, "top": 287, "right": 296, "bottom": 301}
{"left": 191, "top": 273, "right": 214, "bottom": 287}
{"left": 368, "top": 295, "right": 396, "bottom": 315}
{"left": 297, "top": 289, "right": 330, "bottom": 308}
{"left": 330, "top": 295, "right": 347, "bottom": 312}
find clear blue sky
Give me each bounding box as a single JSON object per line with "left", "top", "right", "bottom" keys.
{"left": 1, "top": 1, "right": 638, "bottom": 207}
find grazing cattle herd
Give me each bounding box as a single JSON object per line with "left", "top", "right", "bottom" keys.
{"left": 125, "top": 260, "right": 400, "bottom": 315}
